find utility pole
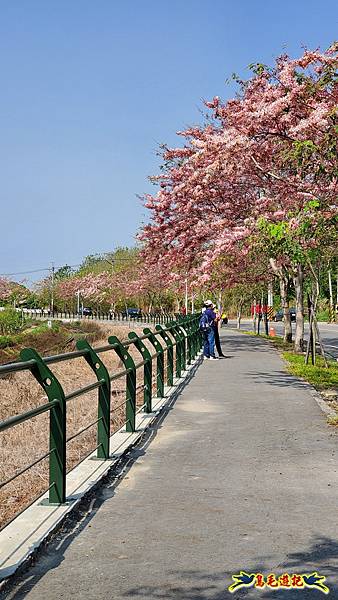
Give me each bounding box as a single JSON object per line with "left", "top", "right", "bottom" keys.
{"left": 76, "top": 290, "right": 80, "bottom": 315}
{"left": 268, "top": 281, "right": 273, "bottom": 309}
{"left": 185, "top": 275, "right": 188, "bottom": 315}
{"left": 50, "top": 263, "right": 55, "bottom": 315}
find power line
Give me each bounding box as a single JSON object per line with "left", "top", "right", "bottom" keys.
{"left": 0, "top": 265, "right": 81, "bottom": 277}
{"left": 0, "top": 257, "right": 135, "bottom": 278}
{"left": 0, "top": 267, "right": 52, "bottom": 277}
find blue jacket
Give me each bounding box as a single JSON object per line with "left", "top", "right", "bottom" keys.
{"left": 204, "top": 308, "right": 216, "bottom": 323}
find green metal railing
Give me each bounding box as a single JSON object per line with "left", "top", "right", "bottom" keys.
{"left": 0, "top": 315, "right": 202, "bottom": 507}
{"left": 20, "top": 309, "right": 177, "bottom": 324}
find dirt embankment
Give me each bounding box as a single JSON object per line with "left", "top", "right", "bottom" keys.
{"left": 0, "top": 320, "right": 106, "bottom": 365}
{"left": 0, "top": 321, "right": 155, "bottom": 530}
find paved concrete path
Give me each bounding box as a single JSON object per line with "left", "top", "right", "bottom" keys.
{"left": 5, "top": 330, "right": 338, "bottom": 599}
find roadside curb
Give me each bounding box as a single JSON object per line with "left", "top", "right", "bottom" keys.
{"left": 305, "top": 385, "right": 337, "bottom": 419}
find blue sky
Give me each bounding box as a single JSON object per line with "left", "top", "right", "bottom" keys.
{"left": 0, "top": 0, "right": 337, "bottom": 282}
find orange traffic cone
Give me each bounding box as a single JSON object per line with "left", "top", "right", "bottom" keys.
{"left": 269, "top": 326, "right": 276, "bottom": 337}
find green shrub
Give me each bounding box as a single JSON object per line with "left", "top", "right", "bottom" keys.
{"left": 0, "top": 309, "right": 24, "bottom": 335}
{"left": 0, "top": 335, "right": 15, "bottom": 349}
{"left": 316, "top": 308, "right": 330, "bottom": 322}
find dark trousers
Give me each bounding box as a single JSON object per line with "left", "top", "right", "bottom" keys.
{"left": 214, "top": 325, "right": 223, "bottom": 356}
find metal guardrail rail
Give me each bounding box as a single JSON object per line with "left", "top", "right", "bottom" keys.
{"left": 18, "top": 309, "right": 176, "bottom": 324}
{"left": 0, "top": 315, "right": 202, "bottom": 507}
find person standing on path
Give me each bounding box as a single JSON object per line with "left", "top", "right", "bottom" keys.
{"left": 213, "top": 305, "right": 225, "bottom": 357}
{"left": 201, "top": 300, "right": 218, "bottom": 360}
{"left": 221, "top": 310, "right": 228, "bottom": 326}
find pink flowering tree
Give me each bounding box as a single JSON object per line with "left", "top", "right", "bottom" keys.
{"left": 140, "top": 44, "right": 338, "bottom": 351}
{"left": 55, "top": 271, "right": 116, "bottom": 311}
{"left": 0, "top": 278, "right": 13, "bottom": 303}
{"left": 0, "top": 278, "right": 28, "bottom": 307}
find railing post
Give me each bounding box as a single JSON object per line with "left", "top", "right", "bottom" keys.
{"left": 195, "top": 315, "right": 203, "bottom": 356}
{"left": 143, "top": 328, "right": 164, "bottom": 398}
{"left": 128, "top": 332, "right": 152, "bottom": 413}
{"left": 180, "top": 319, "right": 192, "bottom": 365}
{"left": 178, "top": 324, "right": 188, "bottom": 370}
{"left": 197, "top": 316, "right": 203, "bottom": 354}
{"left": 190, "top": 316, "right": 198, "bottom": 358}
{"left": 20, "top": 347, "right": 67, "bottom": 505}
{"left": 155, "top": 324, "right": 174, "bottom": 388}
{"left": 167, "top": 323, "right": 182, "bottom": 378}
{"left": 172, "top": 323, "right": 186, "bottom": 372}
{"left": 76, "top": 339, "right": 111, "bottom": 459}
{"left": 188, "top": 317, "right": 197, "bottom": 360}
{"left": 108, "top": 335, "right": 136, "bottom": 432}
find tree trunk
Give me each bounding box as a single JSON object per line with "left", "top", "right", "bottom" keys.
{"left": 269, "top": 258, "right": 292, "bottom": 343}
{"left": 237, "top": 298, "right": 244, "bottom": 329}
{"left": 293, "top": 263, "right": 304, "bottom": 353}
{"left": 280, "top": 277, "right": 292, "bottom": 343}
{"left": 328, "top": 270, "right": 334, "bottom": 322}
{"left": 306, "top": 259, "right": 328, "bottom": 366}
{"left": 305, "top": 294, "right": 317, "bottom": 365}
{"left": 237, "top": 311, "right": 241, "bottom": 329}
{"left": 253, "top": 296, "right": 257, "bottom": 334}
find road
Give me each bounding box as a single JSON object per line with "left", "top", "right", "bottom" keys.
{"left": 228, "top": 319, "right": 338, "bottom": 359}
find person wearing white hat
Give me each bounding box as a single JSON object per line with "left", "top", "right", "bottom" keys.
{"left": 200, "top": 301, "right": 218, "bottom": 360}
{"left": 212, "top": 304, "right": 225, "bottom": 357}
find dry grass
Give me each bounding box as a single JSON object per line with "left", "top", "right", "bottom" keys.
{"left": 0, "top": 322, "right": 161, "bottom": 530}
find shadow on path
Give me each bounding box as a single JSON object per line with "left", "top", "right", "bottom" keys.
{"left": 220, "top": 333, "right": 273, "bottom": 355}
{"left": 244, "top": 370, "right": 312, "bottom": 392}
{"left": 121, "top": 535, "right": 338, "bottom": 599}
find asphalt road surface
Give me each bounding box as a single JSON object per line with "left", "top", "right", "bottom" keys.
{"left": 228, "top": 319, "right": 338, "bottom": 359}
